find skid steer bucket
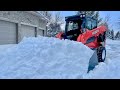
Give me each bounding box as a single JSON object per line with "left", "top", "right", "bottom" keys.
{"left": 88, "top": 49, "right": 98, "bottom": 72}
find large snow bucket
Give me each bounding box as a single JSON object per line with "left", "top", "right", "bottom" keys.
{"left": 88, "top": 49, "right": 98, "bottom": 72}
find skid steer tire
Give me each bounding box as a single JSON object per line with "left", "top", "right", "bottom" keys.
{"left": 97, "top": 46, "right": 106, "bottom": 62}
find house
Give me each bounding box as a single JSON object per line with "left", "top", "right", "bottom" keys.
{"left": 0, "top": 11, "right": 49, "bottom": 45}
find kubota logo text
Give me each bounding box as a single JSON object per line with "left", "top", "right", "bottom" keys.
{"left": 92, "top": 30, "right": 99, "bottom": 35}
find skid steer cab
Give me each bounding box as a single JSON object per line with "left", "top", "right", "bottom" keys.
{"left": 56, "top": 14, "right": 107, "bottom": 62}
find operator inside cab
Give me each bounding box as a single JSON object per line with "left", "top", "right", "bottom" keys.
{"left": 62, "top": 19, "right": 83, "bottom": 41}
{"left": 60, "top": 14, "right": 87, "bottom": 41}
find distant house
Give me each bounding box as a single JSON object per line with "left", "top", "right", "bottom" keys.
{"left": 0, "top": 11, "right": 49, "bottom": 45}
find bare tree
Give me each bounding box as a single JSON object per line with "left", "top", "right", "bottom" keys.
{"left": 76, "top": 11, "right": 102, "bottom": 25}
{"left": 99, "top": 14, "right": 111, "bottom": 25}
{"left": 47, "top": 11, "right": 64, "bottom": 37}
{"left": 46, "top": 11, "right": 52, "bottom": 20}
{"left": 116, "top": 16, "right": 120, "bottom": 30}
{"left": 99, "top": 14, "right": 113, "bottom": 39}
{"left": 54, "top": 12, "right": 63, "bottom": 24}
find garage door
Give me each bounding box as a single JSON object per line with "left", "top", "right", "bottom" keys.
{"left": 0, "top": 20, "right": 16, "bottom": 45}
{"left": 37, "top": 29, "right": 44, "bottom": 36}
{"left": 21, "top": 25, "right": 35, "bottom": 40}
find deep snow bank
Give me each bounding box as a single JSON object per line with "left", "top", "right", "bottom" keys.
{"left": 0, "top": 36, "right": 93, "bottom": 79}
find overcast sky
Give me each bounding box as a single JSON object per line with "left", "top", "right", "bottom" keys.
{"left": 52, "top": 11, "right": 120, "bottom": 33}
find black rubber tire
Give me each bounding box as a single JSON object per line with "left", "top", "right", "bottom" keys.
{"left": 97, "top": 46, "right": 106, "bottom": 62}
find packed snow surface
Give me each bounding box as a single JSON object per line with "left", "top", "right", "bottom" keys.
{"left": 0, "top": 36, "right": 93, "bottom": 79}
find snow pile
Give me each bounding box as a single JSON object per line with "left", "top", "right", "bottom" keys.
{"left": 0, "top": 36, "right": 93, "bottom": 79}
{"left": 83, "top": 39, "right": 120, "bottom": 79}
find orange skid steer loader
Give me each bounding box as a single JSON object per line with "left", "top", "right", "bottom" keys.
{"left": 55, "top": 14, "right": 107, "bottom": 71}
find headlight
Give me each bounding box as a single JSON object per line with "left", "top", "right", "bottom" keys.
{"left": 80, "top": 14, "right": 85, "bottom": 18}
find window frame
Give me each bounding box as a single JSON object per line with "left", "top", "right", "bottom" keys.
{"left": 67, "top": 21, "right": 79, "bottom": 31}
{"left": 85, "top": 17, "right": 97, "bottom": 30}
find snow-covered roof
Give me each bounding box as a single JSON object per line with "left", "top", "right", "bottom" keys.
{"left": 26, "top": 11, "right": 49, "bottom": 22}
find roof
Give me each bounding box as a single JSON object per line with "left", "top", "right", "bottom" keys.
{"left": 65, "top": 14, "right": 97, "bottom": 21}
{"left": 26, "top": 11, "right": 49, "bottom": 22}
{"left": 65, "top": 15, "right": 85, "bottom": 21}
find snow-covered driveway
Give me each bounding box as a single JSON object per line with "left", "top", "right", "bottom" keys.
{"left": 0, "top": 44, "right": 17, "bottom": 54}
{"left": 106, "top": 39, "right": 120, "bottom": 59}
